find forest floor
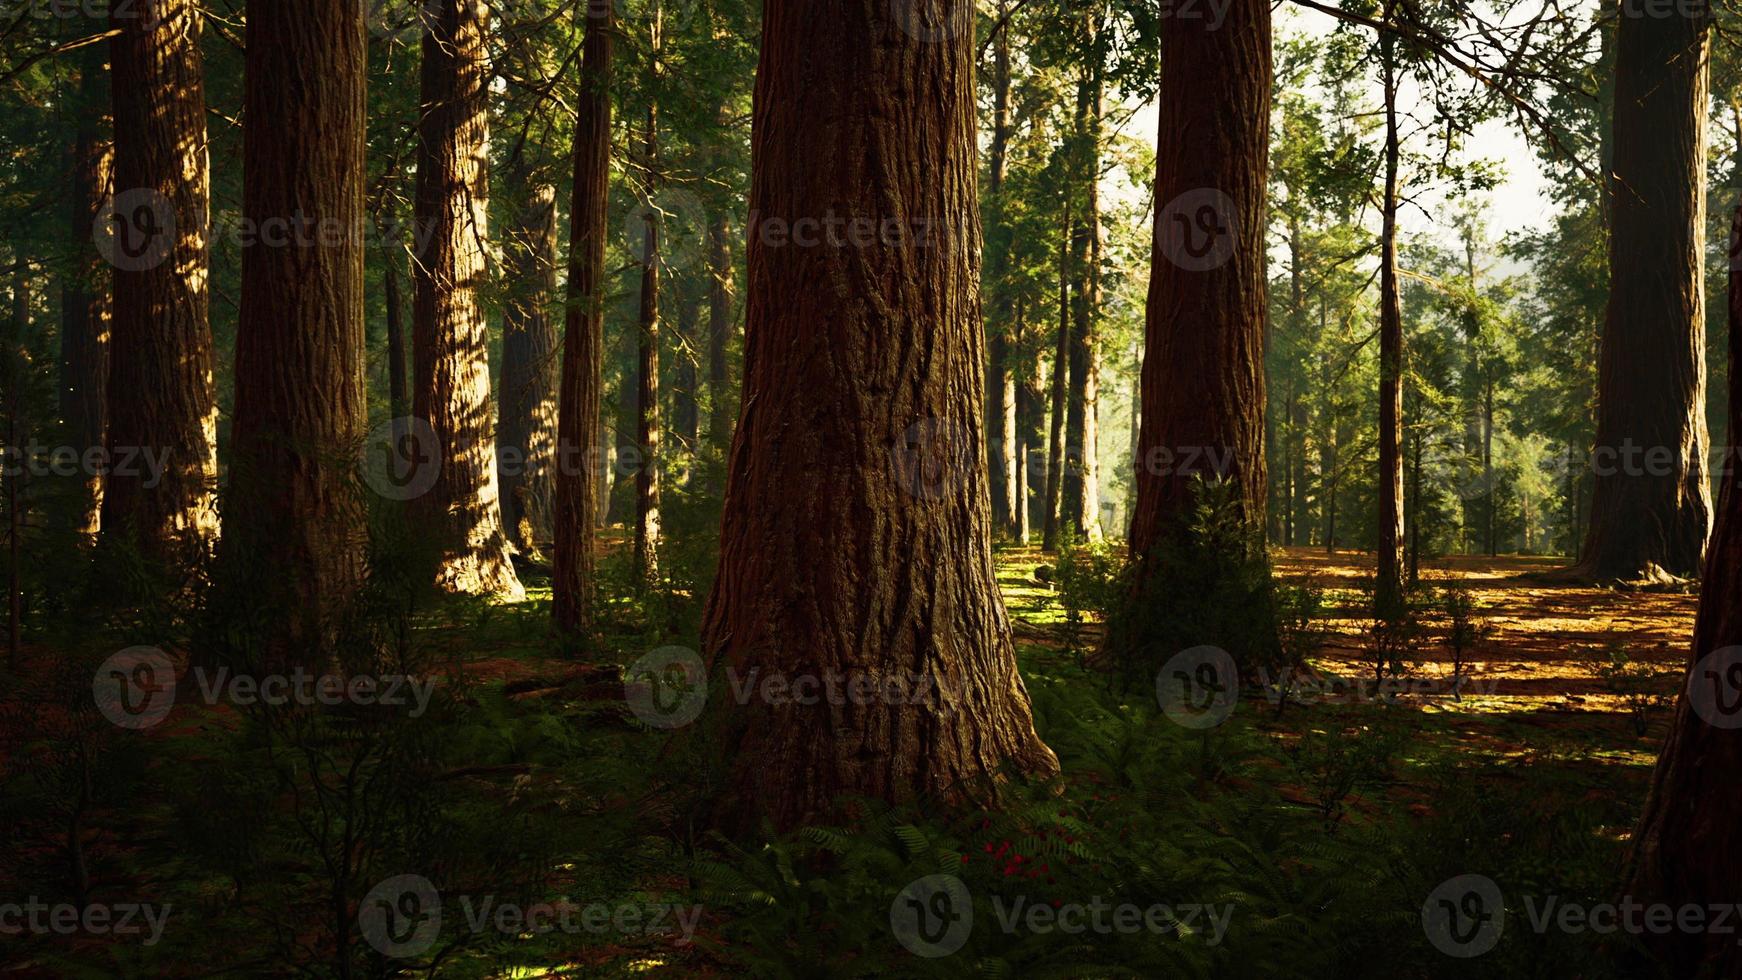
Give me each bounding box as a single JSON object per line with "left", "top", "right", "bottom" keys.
{"left": 0, "top": 541, "right": 1704, "bottom": 977}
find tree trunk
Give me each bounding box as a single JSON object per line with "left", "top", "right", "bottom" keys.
{"left": 1123, "top": 0, "right": 1271, "bottom": 634}
{"left": 673, "top": 289, "right": 701, "bottom": 452}
{"left": 553, "top": 0, "right": 614, "bottom": 635}
{"left": 1578, "top": 0, "right": 1712, "bottom": 582}
{"left": 411, "top": 0, "right": 522, "bottom": 598}
{"left": 699, "top": 0, "right": 1059, "bottom": 835}
{"left": 102, "top": 0, "right": 219, "bottom": 561}
{"left": 1042, "top": 205, "right": 1070, "bottom": 554}
{"left": 1376, "top": 21, "right": 1406, "bottom": 609}
{"left": 706, "top": 213, "right": 736, "bottom": 450}
{"left": 498, "top": 177, "right": 561, "bottom": 558}
{"left": 385, "top": 248, "right": 408, "bottom": 419}
{"left": 983, "top": 1, "right": 1016, "bottom": 539}
{"left": 61, "top": 43, "right": 111, "bottom": 541}
{"left": 1063, "top": 46, "right": 1102, "bottom": 542}
{"left": 634, "top": 104, "right": 663, "bottom": 588}
{"left": 1624, "top": 204, "right": 1742, "bottom": 978}
{"left": 224, "top": 0, "right": 369, "bottom": 643}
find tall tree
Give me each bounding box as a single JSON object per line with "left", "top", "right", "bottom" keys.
{"left": 983, "top": 0, "right": 1018, "bottom": 539}
{"left": 1576, "top": 0, "right": 1712, "bottom": 582}
{"left": 706, "top": 212, "right": 735, "bottom": 449}
{"left": 223, "top": 0, "right": 369, "bottom": 640}
{"left": 1042, "top": 201, "right": 1070, "bottom": 554}
{"left": 101, "top": 0, "right": 219, "bottom": 561}
{"left": 411, "top": 0, "right": 523, "bottom": 597}
{"left": 1062, "top": 9, "right": 1102, "bottom": 542}
{"left": 61, "top": 42, "right": 111, "bottom": 539}
{"left": 553, "top": 0, "right": 615, "bottom": 635}
{"left": 1624, "top": 206, "right": 1742, "bottom": 978}
{"left": 1117, "top": 0, "right": 1271, "bottom": 664}
{"left": 700, "top": 0, "right": 1059, "bottom": 834}
{"left": 1375, "top": 8, "right": 1406, "bottom": 608}
{"left": 498, "top": 174, "right": 561, "bottom": 557}
{"left": 633, "top": 8, "right": 664, "bottom": 587}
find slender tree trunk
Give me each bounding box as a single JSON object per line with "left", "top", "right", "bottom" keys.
{"left": 1578, "top": 0, "right": 1712, "bottom": 582}
{"left": 385, "top": 249, "right": 408, "bottom": 420}
{"left": 224, "top": 0, "right": 369, "bottom": 644}
{"left": 101, "top": 0, "right": 219, "bottom": 561}
{"left": 1063, "top": 47, "right": 1102, "bottom": 540}
{"left": 1376, "top": 21, "right": 1406, "bottom": 609}
{"left": 699, "top": 0, "right": 1059, "bottom": 834}
{"left": 634, "top": 102, "right": 663, "bottom": 587}
{"left": 553, "top": 0, "right": 614, "bottom": 635}
{"left": 673, "top": 289, "right": 701, "bottom": 452}
{"left": 62, "top": 43, "right": 111, "bottom": 541}
{"left": 411, "top": 0, "right": 522, "bottom": 597}
{"left": 1121, "top": 0, "right": 1271, "bottom": 661}
{"left": 984, "top": 1, "right": 1016, "bottom": 538}
{"left": 7, "top": 266, "right": 25, "bottom": 668}
{"left": 1624, "top": 205, "right": 1742, "bottom": 978}
{"left": 706, "top": 213, "right": 735, "bottom": 450}
{"left": 498, "top": 177, "right": 561, "bottom": 557}
{"left": 1484, "top": 380, "right": 1496, "bottom": 556}
{"left": 1042, "top": 204, "right": 1070, "bottom": 554}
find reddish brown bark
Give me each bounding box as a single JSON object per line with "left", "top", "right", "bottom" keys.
{"left": 552, "top": 1, "right": 614, "bottom": 635}
{"left": 1624, "top": 205, "right": 1742, "bottom": 978}
{"left": 411, "top": 0, "right": 522, "bottom": 597}
{"left": 223, "top": 0, "right": 369, "bottom": 638}
{"left": 1120, "top": 0, "right": 1270, "bottom": 654}
{"left": 699, "top": 0, "right": 1058, "bottom": 834}
{"left": 101, "top": 0, "right": 219, "bottom": 562}
{"left": 634, "top": 105, "right": 663, "bottom": 588}
{"left": 1577, "top": 0, "right": 1712, "bottom": 582}
{"left": 1376, "top": 21, "right": 1405, "bottom": 608}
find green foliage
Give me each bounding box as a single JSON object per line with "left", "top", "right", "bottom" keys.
{"left": 1583, "top": 643, "right": 1679, "bottom": 739}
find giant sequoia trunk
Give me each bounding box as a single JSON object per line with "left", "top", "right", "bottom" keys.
{"left": 411, "top": 0, "right": 522, "bottom": 597}
{"left": 498, "top": 177, "right": 561, "bottom": 557}
{"left": 61, "top": 43, "right": 111, "bottom": 540}
{"left": 699, "top": 0, "right": 1059, "bottom": 834}
{"left": 1624, "top": 206, "right": 1742, "bottom": 978}
{"left": 1375, "top": 27, "right": 1406, "bottom": 608}
{"left": 224, "top": 0, "right": 368, "bottom": 640}
{"left": 101, "top": 0, "right": 219, "bottom": 561}
{"left": 552, "top": 1, "right": 614, "bottom": 635}
{"left": 1577, "top": 0, "right": 1712, "bottom": 582}
{"left": 1117, "top": 0, "right": 1271, "bottom": 662}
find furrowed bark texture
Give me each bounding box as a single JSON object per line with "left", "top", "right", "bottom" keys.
{"left": 224, "top": 0, "right": 370, "bottom": 637}
{"left": 1578, "top": 0, "right": 1712, "bottom": 581}
{"left": 699, "top": 0, "right": 1059, "bottom": 835}
{"left": 552, "top": 2, "right": 613, "bottom": 635}
{"left": 102, "top": 0, "right": 219, "bottom": 560}
{"left": 411, "top": 0, "right": 522, "bottom": 597}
